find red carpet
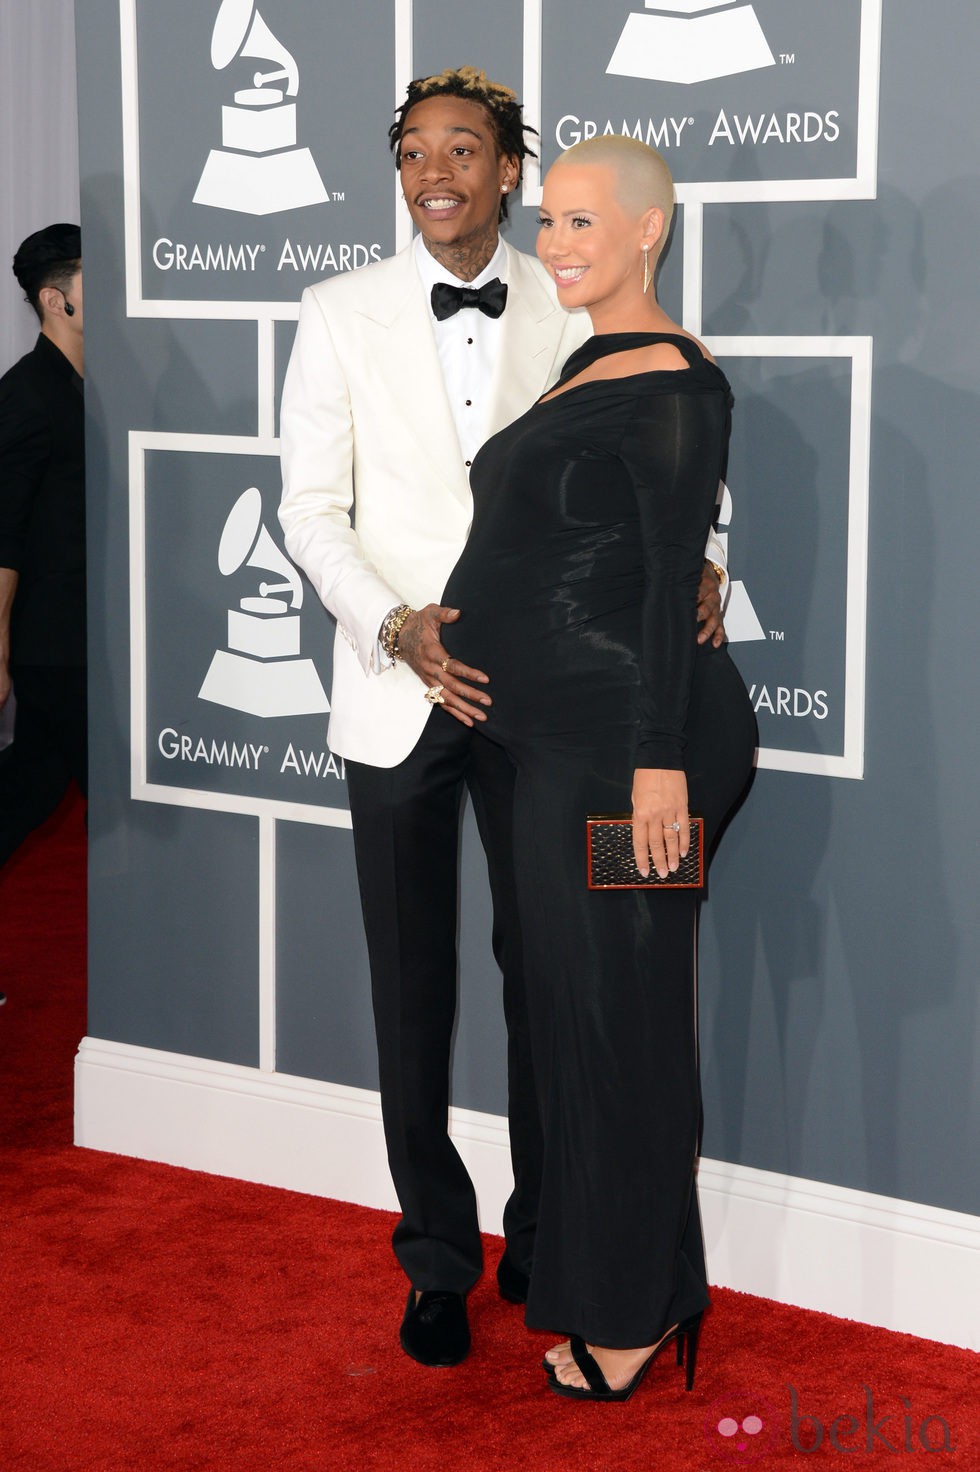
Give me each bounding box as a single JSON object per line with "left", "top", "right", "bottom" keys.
{"left": 1, "top": 794, "right": 976, "bottom": 1470}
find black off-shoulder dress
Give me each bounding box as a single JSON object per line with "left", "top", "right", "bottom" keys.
{"left": 443, "top": 333, "right": 757, "bottom": 1347}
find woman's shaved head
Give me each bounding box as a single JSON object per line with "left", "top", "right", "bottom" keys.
{"left": 552, "top": 135, "right": 674, "bottom": 236}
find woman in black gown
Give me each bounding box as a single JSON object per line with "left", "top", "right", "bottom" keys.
{"left": 443, "top": 136, "right": 756, "bottom": 1400}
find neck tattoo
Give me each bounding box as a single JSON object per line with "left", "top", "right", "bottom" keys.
{"left": 424, "top": 229, "right": 499, "bottom": 283}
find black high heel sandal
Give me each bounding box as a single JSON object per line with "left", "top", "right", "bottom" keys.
{"left": 546, "top": 1313, "right": 703, "bottom": 1401}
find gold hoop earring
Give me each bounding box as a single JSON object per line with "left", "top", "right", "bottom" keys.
{"left": 642, "top": 244, "right": 652, "bottom": 295}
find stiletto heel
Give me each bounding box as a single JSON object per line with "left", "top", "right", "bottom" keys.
{"left": 547, "top": 1311, "right": 704, "bottom": 1401}
{"left": 681, "top": 1312, "right": 702, "bottom": 1392}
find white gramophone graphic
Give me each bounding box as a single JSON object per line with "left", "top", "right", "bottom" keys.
{"left": 607, "top": 0, "right": 775, "bottom": 86}
{"left": 715, "top": 481, "right": 765, "bottom": 643}
{"left": 198, "top": 487, "right": 330, "bottom": 717}
{"left": 193, "top": 0, "right": 328, "bottom": 215}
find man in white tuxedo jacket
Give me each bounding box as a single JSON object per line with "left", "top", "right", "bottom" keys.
{"left": 280, "top": 68, "right": 728, "bottom": 1367}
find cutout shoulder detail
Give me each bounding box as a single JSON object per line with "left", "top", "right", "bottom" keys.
{"left": 540, "top": 341, "right": 695, "bottom": 405}
{"left": 624, "top": 341, "right": 692, "bottom": 373}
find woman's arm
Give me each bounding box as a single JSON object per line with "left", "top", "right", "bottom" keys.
{"left": 618, "top": 383, "right": 730, "bottom": 876}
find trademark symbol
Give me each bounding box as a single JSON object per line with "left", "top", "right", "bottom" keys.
{"left": 332, "top": 191, "right": 346, "bottom": 202}
{"left": 264, "top": 746, "right": 269, "bottom": 753}
{"left": 780, "top": 52, "right": 796, "bottom": 64}
{"left": 688, "top": 117, "right": 694, "bottom": 125}
{"left": 259, "top": 244, "right": 265, "bottom": 252}
{"left": 769, "top": 630, "right": 785, "bottom": 641}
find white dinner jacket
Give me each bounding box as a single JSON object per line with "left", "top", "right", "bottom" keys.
{"left": 279, "top": 240, "right": 592, "bottom": 768}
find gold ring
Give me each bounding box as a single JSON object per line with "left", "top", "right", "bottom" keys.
{"left": 441, "top": 658, "right": 451, "bottom": 672}
{"left": 424, "top": 684, "right": 446, "bottom": 705}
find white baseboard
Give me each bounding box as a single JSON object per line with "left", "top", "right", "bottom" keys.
{"left": 75, "top": 1037, "right": 979, "bottom": 1350}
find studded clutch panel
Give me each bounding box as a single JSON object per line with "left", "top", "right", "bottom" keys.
{"left": 586, "top": 815, "right": 704, "bottom": 890}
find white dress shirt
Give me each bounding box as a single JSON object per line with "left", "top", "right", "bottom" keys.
{"left": 374, "top": 238, "right": 513, "bottom": 670}
{"left": 413, "top": 233, "right": 508, "bottom": 472}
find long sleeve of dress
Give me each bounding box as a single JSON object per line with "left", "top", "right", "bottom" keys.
{"left": 617, "top": 384, "right": 730, "bottom": 768}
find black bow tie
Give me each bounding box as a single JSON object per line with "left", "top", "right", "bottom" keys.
{"left": 430, "top": 278, "right": 508, "bottom": 322}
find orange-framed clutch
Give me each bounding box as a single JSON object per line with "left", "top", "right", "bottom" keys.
{"left": 586, "top": 815, "right": 704, "bottom": 890}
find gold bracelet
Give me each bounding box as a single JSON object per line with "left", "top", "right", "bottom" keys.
{"left": 380, "top": 603, "right": 414, "bottom": 662}
{"left": 708, "top": 560, "right": 727, "bottom": 588}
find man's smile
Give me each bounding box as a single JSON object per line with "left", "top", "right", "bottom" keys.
{"left": 418, "top": 196, "right": 465, "bottom": 217}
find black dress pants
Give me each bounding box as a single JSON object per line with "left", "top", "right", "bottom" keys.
{"left": 345, "top": 710, "right": 538, "bottom": 1294}
{"left": 0, "top": 664, "right": 87, "bottom": 871}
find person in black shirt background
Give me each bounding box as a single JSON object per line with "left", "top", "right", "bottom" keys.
{"left": 0, "top": 224, "right": 86, "bottom": 986}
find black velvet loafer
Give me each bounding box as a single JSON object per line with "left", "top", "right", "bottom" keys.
{"left": 399, "top": 1288, "right": 470, "bottom": 1366}
{"left": 496, "top": 1251, "right": 530, "bottom": 1305}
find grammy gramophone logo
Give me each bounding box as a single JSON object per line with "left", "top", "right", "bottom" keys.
{"left": 607, "top": 0, "right": 776, "bottom": 85}
{"left": 193, "top": 0, "right": 328, "bottom": 215}
{"left": 198, "top": 487, "right": 330, "bottom": 718}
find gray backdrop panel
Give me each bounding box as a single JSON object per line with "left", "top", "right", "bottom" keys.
{"left": 87, "top": 805, "right": 261, "bottom": 1065}
{"left": 274, "top": 821, "right": 376, "bottom": 1088}
{"left": 79, "top": 0, "right": 980, "bottom": 1217}
{"left": 132, "top": 0, "right": 397, "bottom": 304}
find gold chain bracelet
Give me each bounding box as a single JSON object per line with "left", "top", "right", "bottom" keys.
{"left": 380, "top": 603, "right": 414, "bottom": 663}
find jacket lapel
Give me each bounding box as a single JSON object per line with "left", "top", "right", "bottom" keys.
{"left": 485, "top": 242, "right": 578, "bottom": 439}
{"left": 351, "top": 246, "right": 471, "bottom": 512}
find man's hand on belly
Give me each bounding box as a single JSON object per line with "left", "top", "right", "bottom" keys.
{"left": 397, "top": 604, "right": 493, "bottom": 728}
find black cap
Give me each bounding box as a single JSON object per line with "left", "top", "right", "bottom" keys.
{"left": 13, "top": 223, "right": 81, "bottom": 306}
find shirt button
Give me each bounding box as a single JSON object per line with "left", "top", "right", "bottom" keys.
{"left": 465, "top": 399, "right": 472, "bottom": 407}
{"left": 467, "top": 338, "right": 474, "bottom": 345}
{"left": 465, "top": 459, "right": 472, "bottom": 467}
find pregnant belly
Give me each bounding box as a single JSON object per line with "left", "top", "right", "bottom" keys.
{"left": 443, "top": 587, "right": 644, "bottom": 746}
